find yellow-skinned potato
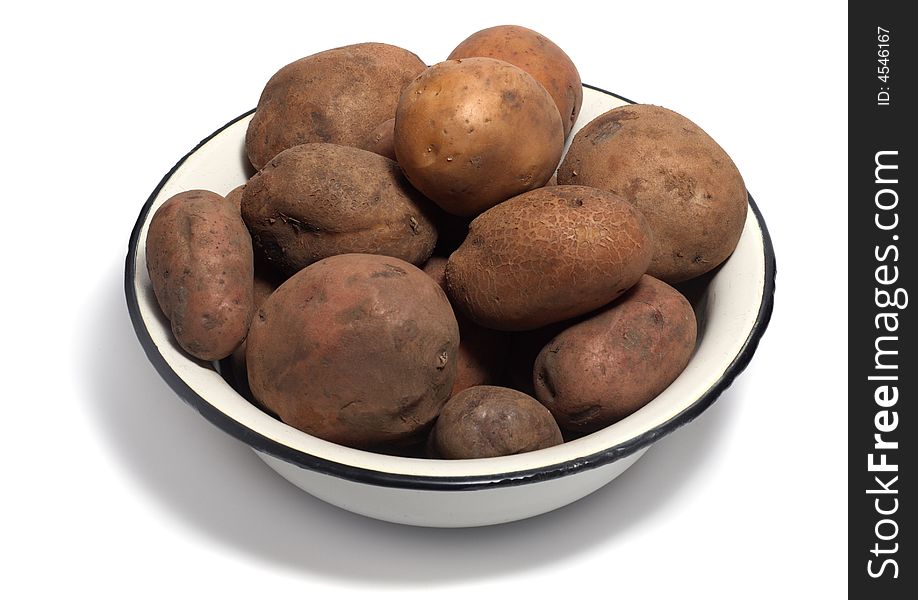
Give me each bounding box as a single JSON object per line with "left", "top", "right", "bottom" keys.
{"left": 394, "top": 58, "right": 564, "bottom": 217}
{"left": 448, "top": 25, "right": 582, "bottom": 138}
{"left": 558, "top": 104, "right": 748, "bottom": 282}
{"left": 246, "top": 43, "right": 425, "bottom": 170}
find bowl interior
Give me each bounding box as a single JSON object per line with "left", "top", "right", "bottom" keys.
{"left": 127, "top": 86, "right": 771, "bottom": 482}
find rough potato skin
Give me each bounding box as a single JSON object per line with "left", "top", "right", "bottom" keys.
{"left": 146, "top": 190, "right": 254, "bottom": 361}
{"left": 359, "top": 118, "right": 396, "bottom": 161}
{"left": 241, "top": 143, "right": 437, "bottom": 276}
{"left": 533, "top": 276, "right": 697, "bottom": 433}
{"left": 245, "top": 43, "right": 426, "bottom": 170}
{"left": 394, "top": 58, "right": 564, "bottom": 216}
{"left": 448, "top": 25, "right": 582, "bottom": 138}
{"left": 429, "top": 386, "right": 563, "bottom": 459}
{"left": 423, "top": 257, "right": 509, "bottom": 396}
{"left": 245, "top": 254, "right": 459, "bottom": 448}
{"left": 558, "top": 105, "right": 748, "bottom": 283}
{"left": 446, "top": 185, "right": 653, "bottom": 331}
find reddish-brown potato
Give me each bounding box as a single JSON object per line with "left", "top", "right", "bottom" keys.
{"left": 394, "top": 58, "right": 564, "bottom": 217}
{"left": 423, "top": 257, "right": 509, "bottom": 396}
{"left": 448, "top": 25, "right": 582, "bottom": 138}
{"left": 228, "top": 266, "right": 281, "bottom": 407}
{"left": 558, "top": 104, "right": 748, "bottom": 283}
{"left": 446, "top": 185, "right": 653, "bottom": 331}
{"left": 246, "top": 43, "right": 426, "bottom": 170}
{"left": 146, "top": 190, "right": 254, "bottom": 361}
{"left": 241, "top": 143, "right": 437, "bottom": 276}
{"left": 225, "top": 184, "right": 245, "bottom": 213}
{"left": 359, "top": 118, "right": 396, "bottom": 161}
{"left": 246, "top": 254, "right": 459, "bottom": 448}
{"left": 534, "top": 276, "right": 697, "bottom": 432}
{"left": 429, "top": 386, "right": 563, "bottom": 459}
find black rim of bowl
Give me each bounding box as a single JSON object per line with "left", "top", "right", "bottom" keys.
{"left": 125, "top": 85, "right": 776, "bottom": 491}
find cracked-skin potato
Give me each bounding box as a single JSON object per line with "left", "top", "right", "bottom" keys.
{"left": 394, "top": 57, "right": 564, "bottom": 217}
{"left": 423, "top": 257, "right": 509, "bottom": 396}
{"left": 448, "top": 25, "right": 582, "bottom": 138}
{"left": 146, "top": 190, "right": 254, "bottom": 361}
{"left": 245, "top": 43, "right": 426, "bottom": 170}
{"left": 245, "top": 254, "right": 459, "bottom": 448}
{"left": 533, "top": 275, "right": 697, "bottom": 433}
{"left": 558, "top": 104, "right": 747, "bottom": 283}
{"left": 428, "top": 385, "right": 563, "bottom": 459}
{"left": 446, "top": 185, "right": 653, "bottom": 331}
{"left": 241, "top": 143, "right": 437, "bottom": 276}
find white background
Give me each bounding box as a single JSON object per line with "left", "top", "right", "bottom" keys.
{"left": 2, "top": 1, "right": 847, "bottom": 597}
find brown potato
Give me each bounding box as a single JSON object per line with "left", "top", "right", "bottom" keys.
{"left": 558, "top": 104, "right": 748, "bottom": 283}
{"left": 448, "top": 25, "right": 582, "bottom": 138}
{"left": 246, "top": 43, "right": 426, "bottom": 170}
{"left": 228, "top": 265, "right": 281, "bottom": 408}
{"left": 533, "top": 276, "right": 697, "bottom": 433}
{"left": 246, "top": 254, "right": 459, "bottom": 448}
{"left": 146, "top": 190, "right": 254, "bottom": 361}
{"left": 446, "top": 185, "right": 653, "bottom": 331}
{"left": 359, "top": 118, "right": 396, "bottom": 161}
{"left": 423, "top": 257, "right": 509, "bottom": 396}
{"left": 225, "top": 184, "right": 245, "bottom": 213}
{"left": 429, "top": 386, "right": 563, "bottom": 459}
{"left": 394, "top": 58, "right": 564, "bottom": 216}
{"left": 241, "top": 143, "right": 437, "bottom": 276}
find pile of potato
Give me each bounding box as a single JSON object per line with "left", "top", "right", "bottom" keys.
{"left": 146, "top": 25, "right": 747, "bottom": 459}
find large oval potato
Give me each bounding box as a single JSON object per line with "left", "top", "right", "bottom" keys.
{"left": 241, "top": 143, "right": 437, "bottom": 276}
{"left": 394, "top": 58, "right": 564, "bottom": 217}
{"left": 533, "top": 275, "right": 697, "bottom": 432}
{"left": 245, "top": 43, "right": 426, "bottom": 170}
{"left": 448, "top": 25, "right": 582, "bottom": 138}
{"left": 246, "top": 254, "right": 459, "bottom": 448}
{"left": 428, "top": 386, "right": 562, "bottom": 459}
{"left": 558, "top": 104, "right": 748, "bottom": 283}
{"left": 446, "top": 185, "right": 653, "bottom": 331}
{"left": 146, "top": 190, "right": 254, "bottom": 361}
{"left": 423, "top": 257, "right": 509, "bottom": 396}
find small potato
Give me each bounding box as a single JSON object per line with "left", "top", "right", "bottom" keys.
{"left": 228, "top": 265, "right": 281, "bottom": 407}
{"left": 245, "top": 43, "right": 426, "bottom": 170}
{"left": 429, "top": 386, "right": 563, "bottom": 459}
{"left": 359, "top": 118, "right": 396, "bottom": 161}
{"left": 394, "top": 58, "right": 564, "bottom": 216}
{"left": 246, "top": 254, "right": 459, "bottom": 448}
{"left": 146, "top": 190, "right": 254, "bottom": 361}
{"left": 558, "top": 104, "right": 748, "bottom": 282}
{"left": 533, "top": 276, "right": 697, "bottom": 433}
{"left": 446, "top": 185, "right": 653, "bottom": 331}
{"left": 423, "top": 257, "right": 509, "bottom": 396}
{"left": 225, "top": 184, "right": 245, "bottom": 213}
{"left": 241, "top": 143, "right": 437, "bottom": 276}
{"left": 448, "top": 25, "right": 582, "bottom": 138}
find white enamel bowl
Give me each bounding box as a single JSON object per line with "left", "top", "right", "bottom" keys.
{"left": 125, "top": 85, "right": 775, "bottom": 528}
